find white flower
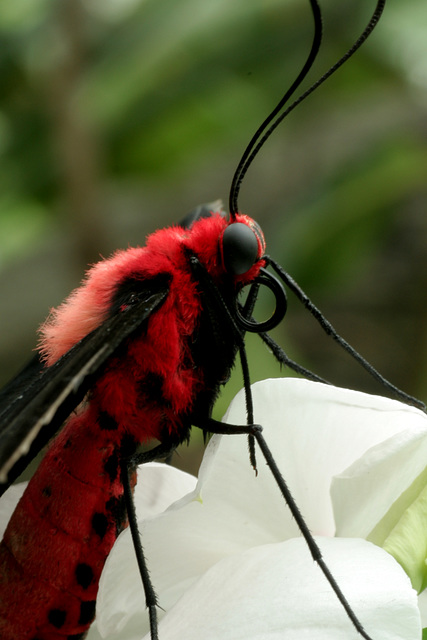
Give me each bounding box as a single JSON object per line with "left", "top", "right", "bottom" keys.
{"left": 90, "top": 378, "right": 427, "bottom": 639}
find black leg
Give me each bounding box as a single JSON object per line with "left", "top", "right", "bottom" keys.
{"left": 129, "top": 441, "right": 178, "bottom": 467}
{"left": 121, "top": 460, "right": 159, "bottom": 640}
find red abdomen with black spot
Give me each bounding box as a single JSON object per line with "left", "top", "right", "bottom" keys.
{"left": 0, "top": 212, "right": 265, "bottom": 638}
{"left": 0, "top": 411, "right": 129, "bottom": 638}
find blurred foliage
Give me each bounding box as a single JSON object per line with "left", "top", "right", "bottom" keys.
{"left": 0, "top": 0, "right": 426, "bottom": 476}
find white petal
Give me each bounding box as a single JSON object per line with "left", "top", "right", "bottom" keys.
{"left": 0, "top": 482, "right": 27, "bottom": 540}
{"left": 86, "top": 620, "right": 104, "bottom": 640}
{"left": 141, "top": 538, "right": 420, "bottom": 640}
{"left": 331, "top": 405, "right": 427, "bottom": 538}
{"left": 222, "top": 378, "right": 423, "bottom": 536}
{"left": 133, "top": 462, "right": 197, "bottom": 519}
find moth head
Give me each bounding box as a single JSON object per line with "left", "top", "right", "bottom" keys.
{"left": 180, "top": 202, "right": 265, "bottom": 279}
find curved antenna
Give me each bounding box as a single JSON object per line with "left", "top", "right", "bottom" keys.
{"left": 229, "top": 0, "right": 386, "bottom": 217}
{"left": 229, "top": 0, "right": 322, "bottom": 219}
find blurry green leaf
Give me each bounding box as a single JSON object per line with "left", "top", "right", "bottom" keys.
{"left": 0, "top": 0, "right": 49, "bottom": 30}
{"left": 378, "top": 0, "right": 427, "bottom": 89}
{"left": 275, "top": 138, "right": 427, "bottom": 288}
{"left": 0, "top": 198, "right": 49, "bottom": 265}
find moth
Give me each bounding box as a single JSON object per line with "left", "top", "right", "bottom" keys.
{"left": 0, "top": 1, "right": 423, "bottom": 639}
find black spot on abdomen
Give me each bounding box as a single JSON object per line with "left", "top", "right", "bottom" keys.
{"left": 48, "top": 608, "right": 67, "bottom": 628}
{"left": 78, "top": 600, "right": 96, "bottom": 625}
{"left": 104, "top": 450, "right": 119, "bottom": 483}
{"left": 92, "top": 512, "right": 109, "bottom": 539}
{"left": 75, "top": 563, "right": 94, "bottom": 589}
{"left": 41, "top": 486, "right": 52, "bottom": 498}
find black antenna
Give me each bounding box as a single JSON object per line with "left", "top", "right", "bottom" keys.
{"left": 229, "top": 0, "right": 386, "bottom": 217}
{"left": 229, "top": 0, "right": 322, "bottom": 219}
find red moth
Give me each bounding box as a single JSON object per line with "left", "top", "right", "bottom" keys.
{"left": 0, "top": 211, "right": 269, "bottom": 639}
{"left": 0, "top": 1, "right": 423, "bottom": 639}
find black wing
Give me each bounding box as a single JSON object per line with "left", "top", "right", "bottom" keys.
{"left": 0, "top": 283, "right": 169, "bottom": 496}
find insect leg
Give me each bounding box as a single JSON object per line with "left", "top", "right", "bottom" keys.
{"left": 121, "top": 460, "right": 159, "bottom": 640}
{"left": 259, "top": 330, "right": 328, "bottom": 382}
{"left": 130, "top": 441, "right": 179, "bottom": 467}
{"left": 195, "top": 416, "right": 374, "bottom": 640}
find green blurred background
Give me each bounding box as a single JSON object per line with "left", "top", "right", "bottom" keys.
{"left": 0, "top": 0, "right": 426, "bottom": 476}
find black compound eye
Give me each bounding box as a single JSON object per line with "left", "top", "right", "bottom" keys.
{"left": 221, "top": 223, "right": 260, "bottom": 275}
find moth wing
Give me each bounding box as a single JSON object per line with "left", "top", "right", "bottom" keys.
{"left": 0, "top": 284, "right": 169, "bottom": 495}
